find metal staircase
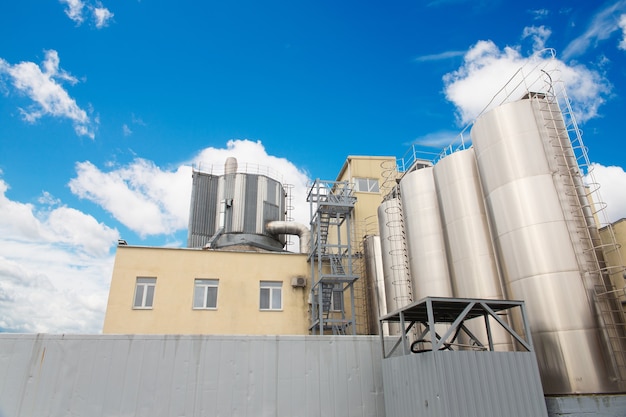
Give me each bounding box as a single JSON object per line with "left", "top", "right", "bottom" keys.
{"left": 530, "top": 91, "right": 626, "bottom": 382}
{"left": 307, "top": 179, "right": 358, "bottom": 335}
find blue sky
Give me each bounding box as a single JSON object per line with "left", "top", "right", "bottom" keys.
{"left": 1, "top": 0, "right": 626, "bottom": 333}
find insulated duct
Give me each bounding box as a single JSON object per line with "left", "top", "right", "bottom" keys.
{"left": 266, "top": 221, "right": 311, "bottom": 254}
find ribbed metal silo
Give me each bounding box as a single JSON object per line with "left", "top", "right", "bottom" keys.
{"left": 433, "top": 148, "right": 512, "bottom": 351}
{"left": 378, "top": 197, "right": 412, "bottom": 335}
{"left": 471, "top": 97, "right": 625, "bottom": 394}
{"left": 399, "top": 167, "right": 452, "bottom": 299}
{"left": 363, "top": 235, "right": 389, "bottom": 336}
{"left": 187, "top": 159, "right": 287, "bottom": 251}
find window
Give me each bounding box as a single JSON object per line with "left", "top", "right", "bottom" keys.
{"left": 133, "top": 277, "right": 156, "bottom": 309}
{"left": 331, "top": 284, "right": 344, "bottom": 311}
{"left": 354, "top": 178, "right": 380, "bottom": 193}
{"left": 193, "top": 279, "right": 219, "bottom": 309}
{"left": 260, "top": 281, "right": 282, "bottom": 310}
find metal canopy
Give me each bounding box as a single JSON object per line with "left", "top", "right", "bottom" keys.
{"left": 379, "top": 296, "right": 534, "bottom": 358}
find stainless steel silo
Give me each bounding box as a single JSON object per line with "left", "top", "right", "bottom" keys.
{"left": 399, "top": 167, "right": 453, "bottom": 299}
{"left": 471, "top": 97, "right": 625, "bottom": 394}
{"left": 363, "top": 235, "right": 389, "bottom": 336}
{"left": 433, "top": 148, "right": 512, "bottom": 351}
{"left": 378, "top": 197, "right": 413, "bottom": 335}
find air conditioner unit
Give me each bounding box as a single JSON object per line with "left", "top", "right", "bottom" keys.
{"left": 291, "top": 276, "right": 306, "bottom": 288}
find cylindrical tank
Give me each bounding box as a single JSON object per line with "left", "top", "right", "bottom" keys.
{"left": 378, "top": 197, "right": 413, "bottom": 335}
{"left": 434, "top": 148, "right": 512, "bottom": 351}
{"left": 363, "top": 235, "right": 389, "bottom": 336}
{"left": 399, "top": 167, "right": 453, "bottom": 299}
{"left": 187, "top": 159, "right": 287, "bottom": 251}
{"left": 471, "top": 97, "right": 624, "bottom": 394}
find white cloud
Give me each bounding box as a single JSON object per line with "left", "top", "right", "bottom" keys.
{"left": 0, "top": 178, "right": 118, "bottom": 333}
{"left": 59, "top": 0, "right": 113, "bottom": 29}
{"left": 69, "top": 160, "right": 192, "bottom": 237}
{"left": 522, "top": 25, "right": 552, "bottom": 51}
{"left": 619, "top": 14, "right": 626, "bottom": 50}
{"left": 443, "top": 40, "right": 611, "bottom": 125}
{"left": 413, "top": 130, "right": 465, "bottom": 150}
{"left": 586, "top": 164, "right": 626, "bottom": 224}
{"left": 93, "top": 6, "right": 114, "bottom": 28}
{"left": 60, "top": 0, "right": 85, "bottom": 25}
{"left": 192, "top": 140, "right": 312, "bottom": 227}
{"left": 529, "top": 8, "right": 549, "bottom": 20}
{"left": 69, "top": 140, "right": 312, "bottom": 250}
{"left": 122, "top": 124, "right": 132, "bottom": 136}
{"left": 0, "top": 50, "right": 95, "bottom": 138}
{"left": 414, "top": 50, "right": 465, "bottom": 62}
{"left": 562, "top": 0, "right": 626, "bottom": 60}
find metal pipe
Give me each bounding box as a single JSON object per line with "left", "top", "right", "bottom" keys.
{"left": 266, "top": 221, "right": 311, "bottom": 254}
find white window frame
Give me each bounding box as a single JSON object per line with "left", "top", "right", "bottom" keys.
{"left": 331, "top": 283, "right": 344, "bottom": 312}
{"left": 193, "top": 279, "right": 219, "bottom": 309}
{"left": 354, "top": 177, "right": 380, "bottom": 193}
{"left": 133, "top": 277, "right": 156, "bottom": 309}
{"left": 260, "top": 281, "right": 282, "bottom": 311}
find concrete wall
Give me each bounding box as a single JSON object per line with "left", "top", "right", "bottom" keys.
{"left": 0, "top": 334, "right": 385, "bottom": 417}
{"left": 104, "top": 246, "right": 310, "bottom": 334}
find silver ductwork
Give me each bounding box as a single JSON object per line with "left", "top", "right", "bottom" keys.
{"left": 266, "top": 221, "right": 311, "bottom": 254}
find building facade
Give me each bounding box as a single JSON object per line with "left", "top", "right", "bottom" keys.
{"left": 103, "top": 246, "right": 309, "bottom": 334}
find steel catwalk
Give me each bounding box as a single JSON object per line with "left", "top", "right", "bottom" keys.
{"left": 471, "top": 97, "right": 623, "bottom": 394}
{"left": 399, "top": 167, "right": 453, "bottom": 299}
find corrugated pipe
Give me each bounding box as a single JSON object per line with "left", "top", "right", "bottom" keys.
{"left": 266, "top": 221, "right": 311, "bottom": 254}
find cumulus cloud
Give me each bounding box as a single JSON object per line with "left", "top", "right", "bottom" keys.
{"left": 0, "top": 179, "right": 118, "bottom": 333}
{"left": 586, "top": 164, "right": 626, "bottom": 224}
{"left": 59, "top": 0, "right": 113, "bottom": 29}
{"left": 60, "top": 0, "right": 85, "bottom": 24}
{"left": 443, "top": 40, "right": 611, "bottom": 125}
{"left": 522, "top": 25, "right": 552, "bottom": 51}
{"left": 619, "top": 14, "right": 626, "bottom": 50}
{"left": 69, "top": 160, "right": 192, "bottom": 238}
{"left": 0, "top": 50, "right": 95, "bottom": 138}
{"left": 93, "top": 6, "right": 114, "bottom": 28}
{"left": 192, "top": 139, "right": 312, "bottom": 227}
{"left": 69, "top": 140, "right": 312, "bottom": 250}
{"left": 562, "top": 0, "right": 626, "bottom": 59}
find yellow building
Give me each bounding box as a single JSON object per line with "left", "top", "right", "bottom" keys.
{"left": 103, "top": 246, "right": 309, "bottom": 334}
{"left": 104, "top": 156, "right": 397, "bottom": 335}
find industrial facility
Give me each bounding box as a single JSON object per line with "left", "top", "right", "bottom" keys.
{"left": 2, "top": 54, "right": 626, "bottom": 416}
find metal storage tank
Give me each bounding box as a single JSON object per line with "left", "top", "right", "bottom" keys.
{"left": 433, "top": 148, "right": 512, "bottom": 351}
{"left": 377, "top": 197, "right": 413, "bottom": 334}
{"left": 187, "top": 158, "right": 287, "bottom": 251}
{"left": 363, "top": 235, "right": 389, "bottom": 335}
{"left": 471, "top": 97, "right": 625, "bottom": 394}
{"left": 399, "top": 167, "right": 453, "bottom": 299}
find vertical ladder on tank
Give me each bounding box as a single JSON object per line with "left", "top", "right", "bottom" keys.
{"left": 531, "top": 91, "right": 626, "bottom": 381}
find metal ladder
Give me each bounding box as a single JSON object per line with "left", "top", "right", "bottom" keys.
{"left": 532, "top": 93, "right": 626, "bottom": 381}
